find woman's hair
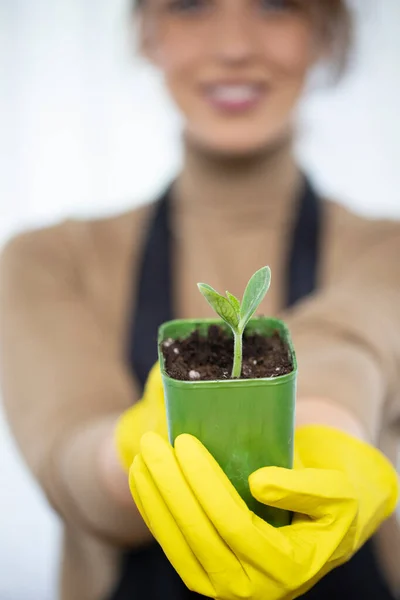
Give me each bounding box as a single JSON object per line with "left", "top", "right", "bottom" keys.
{"left": 314, "top": 0, "right": 353, "bottom": 76}
{"left": 132, "top": 0, "right": 352, "bottom": 76}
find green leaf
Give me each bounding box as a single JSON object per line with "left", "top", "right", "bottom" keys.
{"left": 226, "top": 291, "right": 241, "bottom": 314}
{"left": 197, "top": 284, "right": 239, "bottom": 331}
{"left": 239, "top": 266, "right": 271, "bottom": 330}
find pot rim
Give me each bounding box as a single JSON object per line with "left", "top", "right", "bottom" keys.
{"left": 158, "top": 316, "right": 297, "bottom": 387}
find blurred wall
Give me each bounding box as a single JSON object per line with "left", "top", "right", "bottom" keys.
{"left": 1, "top": 1, "right": 399, "bottom": 598}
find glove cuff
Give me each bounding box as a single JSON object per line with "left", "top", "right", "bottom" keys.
{"left": 295, "top": 425, "right": 399, "bottom": 520}
{"left": 115, "top": 404, "right": 144, "bottom": 472}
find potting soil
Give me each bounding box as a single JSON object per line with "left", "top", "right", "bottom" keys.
{"left": 161, "top": 325, "right": 293, "bottom": 381}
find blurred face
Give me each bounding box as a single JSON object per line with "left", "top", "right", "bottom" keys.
{"left": 141, "top": 0, "right": 320, "bottom": 156}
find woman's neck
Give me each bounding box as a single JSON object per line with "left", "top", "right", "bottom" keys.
{"left": 173, "top": 133, "right": 301, "bottom": 225}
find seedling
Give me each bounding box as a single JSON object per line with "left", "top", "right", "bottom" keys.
{"left": 197, "top": 266, "right": 271, "bottom": 378}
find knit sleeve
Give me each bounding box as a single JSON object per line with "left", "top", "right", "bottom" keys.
{"left": 284, "top": 219, "right": 400, "bottom": 444}
{"left": 0, "top": 220, "right": 150, "bottom": 545}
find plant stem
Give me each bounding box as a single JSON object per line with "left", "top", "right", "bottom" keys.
{"left": 232, "top": 332, "right": 243, "bottom": 379}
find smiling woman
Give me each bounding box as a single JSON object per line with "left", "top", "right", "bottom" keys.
{"left": 1, "top": 1, "right": 399, "bottom": 600}
{"left": 128, "top": 0, "right": 351, "bottom": 155}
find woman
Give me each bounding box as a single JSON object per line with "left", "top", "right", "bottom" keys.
{"left": 0, "top": 1, "right": 399, "bottom": 599}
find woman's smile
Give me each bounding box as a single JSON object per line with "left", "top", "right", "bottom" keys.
{"left": 201, "top": 81, "right": 268, "bottom": 114}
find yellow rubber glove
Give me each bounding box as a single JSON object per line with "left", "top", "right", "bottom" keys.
{"left": 129, "top": 426, "right": 398, "bottom": 600}
{"left": 115, "top": 363, "right": 168, "bottom": 471}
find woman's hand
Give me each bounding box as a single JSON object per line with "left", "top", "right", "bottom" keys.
{"left": 99, "top": 362, "right": 168, "bottom": 509}
{"left": 129, "top": 427, "right": 398, "bottom": 600}
{"left": 115, "top": 363, "right": 169, "bottom": 471}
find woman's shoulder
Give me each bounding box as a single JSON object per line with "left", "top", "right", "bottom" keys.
{"left": 0, "top": 201, "right": 156, "bottom": 280}
{"left": 321, "top": 199, "right": 400, "bottom": 283}
{"left": 324, "top": 198, "right": 399, "bottom": 254}
{"left": 325, "top": 198, "right": 400, "bottom": 239}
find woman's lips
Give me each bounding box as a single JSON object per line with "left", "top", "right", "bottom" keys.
{"left": 203, "top": 83, "right": 266, "bottom": 113}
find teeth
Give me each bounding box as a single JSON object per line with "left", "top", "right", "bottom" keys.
{"left": 210, "top": 85, "right": 258, "bottom": 103}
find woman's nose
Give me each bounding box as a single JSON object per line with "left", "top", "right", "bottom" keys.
{"left": 211, "top": 11, "right": 259, "bottom": 65}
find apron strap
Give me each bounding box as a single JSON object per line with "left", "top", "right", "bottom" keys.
{"left": 128, "top": 187, "right": 174, "bottom": 389}
{"left": 286, "top": 177, "right": 321, "bottom": 306}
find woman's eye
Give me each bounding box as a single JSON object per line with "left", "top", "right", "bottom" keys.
{"left": 259, "top": 0, "right": 297, "bottom": 12}
{"left": 166, "top": 0, "right": 207, "bottom": 13}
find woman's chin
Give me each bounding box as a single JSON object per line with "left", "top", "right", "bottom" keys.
{"left": 186, "top": 126, "right": 290, "bottom": 159}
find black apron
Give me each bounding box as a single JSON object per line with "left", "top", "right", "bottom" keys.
{"left": 110, "top": 179, "right": 394, "bottom": 600}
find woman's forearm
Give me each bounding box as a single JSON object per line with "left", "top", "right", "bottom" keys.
{"left": 99, "top": 418, "right": 139, "bottom": 508}
{"left": 59, "top": 414, "right": 152, "bottom": 546}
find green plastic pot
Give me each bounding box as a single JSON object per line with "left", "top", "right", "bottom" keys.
{"left": 158, "top": 317, "right": 297, "bottom": 527}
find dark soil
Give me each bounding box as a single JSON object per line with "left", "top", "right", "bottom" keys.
{"left": 161, "top": 325, "right": 293, "bottom": 381}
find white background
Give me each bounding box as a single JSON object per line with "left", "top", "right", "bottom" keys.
{"left": 1, "top": 1, "right": 400, "bottom": 598}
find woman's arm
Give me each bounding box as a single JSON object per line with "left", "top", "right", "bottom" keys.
{"left": 285, "top": 228, "right": 400, "bottom": 445}
{"left": 296, "top": 397, "right": 369, "bottom": 442}
{"left": 0, "top": 226, "right": 151, "bottom": 547}
{"left": 286, "top": 226, "right": 400, "bottom": 593}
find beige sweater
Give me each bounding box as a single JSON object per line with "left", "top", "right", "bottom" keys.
{"left": 1, "top": 142, "right": 400, "bottom": 599}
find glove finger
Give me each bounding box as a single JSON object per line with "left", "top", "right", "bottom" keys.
{"left": 249, "top": 466, "right": 359, "bottom": 579}
{"left": 128, "top": 459, "right": 155, "bottom": 534}
{"left": 174, "top": 434, "right": 292, "bottom": 571}
{"left": 250, "top": 467, "right": 358, "bottom": 521}
{"left": 250, "top": 466, "right": 358, "bottom": 567}
{"left": 144, "top": 363, "right": 169, "bottom": 440}
{"left": 130, "top": 452, "right": 216, "bottom": 598}
{"left": 139, "top": 433, "right": 249, "bottom": 594}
